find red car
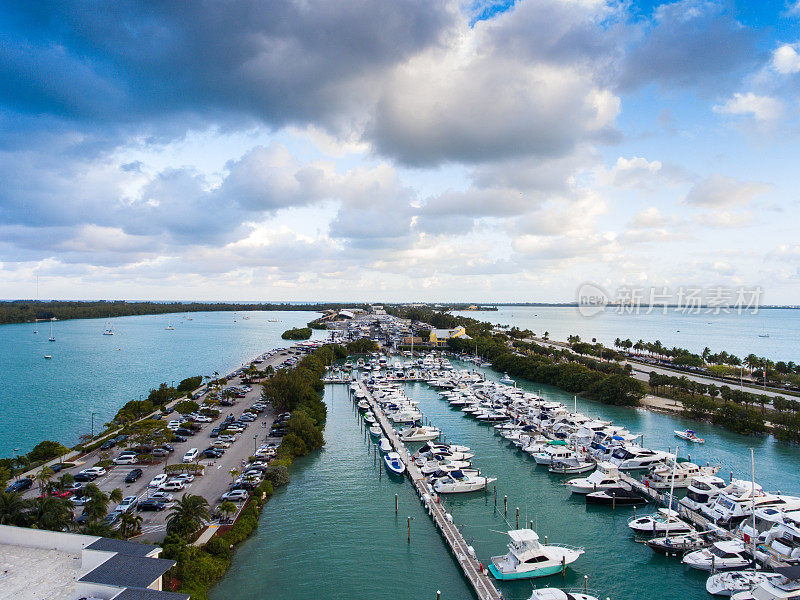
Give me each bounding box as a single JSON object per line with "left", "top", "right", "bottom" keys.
{"left": 45, "top": 489, "right": 73, "bottom": 499}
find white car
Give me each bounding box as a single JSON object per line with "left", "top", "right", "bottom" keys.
{"left": 159, "top": 480, "right": 186, "bottom": 492}
{"left": 221, "top": 489, "right": 248, "bottom": 502}
{"left": 148, "top": 474, "right": 168, "bottom": 488}
{"left": 117, "top": 496, "right": 138, "bottom": 512}
{"left": 171, "top": 473, "right": 195, "bottom": 484}
{"left": 80, "top": 467, "right": 107, "bottom": 477}
{"left": 148, "top": 491, "right": 174, "bottom": 503}
{"left": 113, "top": 455, "right": 138, "bottom": 465}
{"left": 182, "top": 448, "right": 199, "bottom": 463}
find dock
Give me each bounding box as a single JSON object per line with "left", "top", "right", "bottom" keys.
{"left": 352, "top": 381, "right": 502, "bottom": 600}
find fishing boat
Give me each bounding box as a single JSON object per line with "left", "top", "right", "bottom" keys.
{"left": 549, "top": 457, "right": 595, "bottom": 475}
{"left": 527, "top": 589, "right": 600, "bottom": 600}
{"left": 488, "top": 529, "right": 584, "bottom": 580}
{"left": 383, "top": 452, "right": 406, "bottom": 476}
{"left": 706, "top": 570, "right": 781, "bottom": 596}
{"left": 628, "top": 508, "right": 695, "bottom": 535}
{"left": 499, "top": 373, "right": 515, "bottom": 386}
{"left": 432, "top": 470, "right": 495, "bottom": 493}
{"left": 398, "top": 425, "right": 441, "bottom": 442}
{"left": 566, "top": 462, "right": 623, "bottom": 494}
{"left": 682, "top": 539, "right": 753, "bottom": 571}
{"left": 378, "top": 437, "right": 392, "bottom": 453}
{"left": 675, "top": 429, "right": 705, "bottom": 444}
{"left": 585, "top": 487, "right": 647, "bottom": 506}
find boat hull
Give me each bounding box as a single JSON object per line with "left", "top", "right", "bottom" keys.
{"left": 488, "top": 563, "right": 564, "bottom": 580}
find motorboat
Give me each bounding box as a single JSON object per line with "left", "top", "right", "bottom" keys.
{"left": 646, "top": 532, "right": 712, "bottom": 557}
{"left": 378, "top": 437, "right": 392, "bottom": 453}
{"left": 363, "top": 412, "right": 376, "bottom": 424}
{"left": 566, "top": 462, "right": 622, "bottom": 494}
{"left": 643, "top": 460, "right": 720, "bottom": 490}
{"left": 399, "top": 426, "right": 441, "bottom": 442}
{"left": 706, "top": 571, "right": 781, "bottom": 596}
{"left": 758, "top": 519, "right": 800, "bottom": 563}
{"left": 680, "top": 475, "right": 728, "bottom": 514}
{"left": 609, "top": 445, "right": 671, "bottom": 470}
{"left": 417, "top": 459, "right": 472, "bottom": 476}
{"left": 357, "top": 399, "right": 370, "bottom": 410}
{"left": 703, "top": 481, "right": 800, "bottom": 528}
{"left": 675, "top": 429, "right": 705, "bottom": 443}
{"left": 549, "top": 458, "right": 595, "bottom": 475}
{"left": 488, "top": 529, "right": 584, "bottom": 580}
{"left": 682, "top": 539, "right": 752, "bottom": 571}
{"left": 730, "top": 565, "right": 800, "bottom": 600}
{"left": 585, "top": 487, "right": 647, "bottom": 506}
{"left": 432, "top": 470, "right": 495, "bottom": 493}
{"left": 628, "top": 508, "right": 694, "bottom": 535}
{"left": 417, "top": 441, "right": 471, "bottom": 454}
{"left": 533, "top": 444, "right": 576, "bottom": 466}
{"left": 499, "top": 373, "right": 515, "bottom": 386}
{"left": 526, "top": 589, "right": 599, "bottom": 600}
{"left": 383, "top": 452, "right": 406, "bottom": 476}
{"left": 369, "top": 425, "right": 382, "bottom": 438}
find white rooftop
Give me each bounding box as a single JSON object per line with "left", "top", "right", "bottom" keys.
{"left": 508, "top": 529, "right": 540, "bottom": 543}
{"left": 0, "top": 542, "right": 82, "bottom": 600}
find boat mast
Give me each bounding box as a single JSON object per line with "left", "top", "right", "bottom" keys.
{"left": 750, "top": 447, "right": 756, "bottom": 573}
{"left": 664, "top": 446, "right": 678, "bottom": 539}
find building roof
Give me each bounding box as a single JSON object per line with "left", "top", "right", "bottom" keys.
{"left": 0, "top": 542, "right": 81, "bottom": 600}
{"left": 113, "top": 589, "right": 191, "bottom": 600}
{"left": 79, "top": 554, "right": 176, "bottom": 588}
{"left": 86, "top": 537, "right": 159, "bottom": 557}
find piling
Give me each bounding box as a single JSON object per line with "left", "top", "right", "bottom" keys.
{"left": 516, "top": 507, "right": 519, "bottom": 529}
{"left": 504, "top": 495, "right": 508, "bottom": 516}
{"left": 395, "top": 493, "right": 398, "bottom": 514}
{"left": 408, "top": 516, "right": 411, "bottom": 542}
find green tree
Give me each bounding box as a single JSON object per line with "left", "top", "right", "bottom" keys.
{"left": 175, "top": 400, "right": 200, "bottom": 415}
{"left": 109, "top": 488, "right": 123, "bottom": 505}
{"left": 30, "top": 496, "right": 73, "bottom": 531}
{"left": 119, "top": 511, "right": 143, "bottom": 537}
{"left": 166, "top": 493, "right": 210, "bottom": 537}
{"left": 83, "top": 484, "right": 109, "bottom": 523}
{"left": 0, "top": 491, "right": 29, "bottom": 525}
{"left": 218, "top": 501, "right": 237, "bottom": 523}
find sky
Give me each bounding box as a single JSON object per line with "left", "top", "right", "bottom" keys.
{"left": 1, "top": 0, "right": 800, "bottom": 304}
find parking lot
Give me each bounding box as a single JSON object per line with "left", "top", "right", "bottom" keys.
{"left": 16, "top": 347, "right": 303, "bottom": 542}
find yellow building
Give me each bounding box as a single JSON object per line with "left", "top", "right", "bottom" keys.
{"left": 429, "top": 325, "right": 468, "bottom": 347}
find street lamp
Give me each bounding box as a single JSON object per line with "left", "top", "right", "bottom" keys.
{"left": 253, "top": 434, "right": 258, "bottom": 456}
{"left": 11, "top": 448, "right": 19, "bottom": 481}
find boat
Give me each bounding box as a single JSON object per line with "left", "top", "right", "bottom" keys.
{"left": 102, "top": 322, "right": 114, "bottom": 335}
{"left": 363, "top": 412, "right": 376, "bottom": 424}
{"left": 609, "top": 445, "right": 670, "bottom": 470}
{"left": 585, "top": 487, "right": 647, "bottom": 506}
{"left": 730, "top": 565, "right": 800, "bottom": 599}
{"left": 643, "top": 459, "right": 720, "bottom": 490}
{"left": 549, "top": 457, "right": 595, "bottom": 474}
{"left": 646, "top": 532, "right": 712, "bottom": 557}
{"left": 526, "top": 589, "right": 600, "bottom": 600}
{"left": 44, "top": 355, "right": 52, "bottom": 359}
{"left": 399, "top": 426, "right": 441, "bottom": 442}
{"left": 48, "top": 318, "right": 55, "bottom": 342}
{"left": 165, "top": 324, "right": 175, "bottom": 330}
{"left": 680, "top": 474, "right": 728, "bottom": 514}
{"left": 706, "top": 571, "right": 781, "bottom": 597}
{"left": 488, "top": 529, "right": 584, "bottom": 580}
{"left": 378, "top": 437, "right": 392, "bottom": 453}
{"left": 628, "top": 508, "right": 694, "bottom": 535}
{"left": 432, "top": 470, "right": 495, "bottom": 493}
{"left": 566, "top": 462, "right": 623, "bottom": 494}
{"left": 369, "top": 425, "right": 382, "bottom": 438}
{"left": 383, "top": 452, "right": 406, "bottom": 476}
{"left": 357, "top": 399, "right": 370, "bottom": 410}
{"left": 268, "top": 318, "right": 279, "bottom": 322}
{"left": 499, "top": 373, "right": 515, "bottom": 385}
{"left": 682, "top": 539, "right": 753, "bottom": 571}
{"left": 418, "top": 441, "right": 471, "bottom": 454}
{"left": 675, "top": 429, "right": 705, "bottom": 443}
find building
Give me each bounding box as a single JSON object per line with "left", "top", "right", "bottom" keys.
{"left": 0, "top": 524, "right": 187, "bottom": 600}
{"left": 429, "top": 325, "right": 469, "bottom": 347}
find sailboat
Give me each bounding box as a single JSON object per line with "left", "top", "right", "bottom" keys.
{"left": 33, "top": 276, "right": 39, "bottom": 334}
{"left": 48, "top": 318, "right": 56, "bottom": 342}
{"left": 103, "top": 322, "right": 114, "bottom": 335}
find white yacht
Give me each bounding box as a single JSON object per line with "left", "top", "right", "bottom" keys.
{"left": 707, "top": 571, "right": 782, "bottom": 597}
{"left": 680, "top": 475, "right": 728, "bottom": 514}
{"left": 527, "top": 590, "right": 599, "bottom": 600}
{"left": 398, "top": 425, "right": 441, "bottom": 442}
{"left": 628, "top": 508, "right": 694, "bottom": 535}
{"left": 643, "top": 460, "right": 720, "bottom": 490}
{"left": 730, "top": 566, "right": 800, "bottom": 600}
{"left": 488, "top": 529, "right": 584, "bottom": 580}
{"left": 682, "top": 539, "right": 752, "bottom": 571}
{"left": 609, "top": 445, "right": 670, "bottom": 470}
{"left": 378, "top": 437, "right": 392, "bottom": 453}
{"left": 432, "top": 470, "right": 495, "bottom": 493}
{"left": 566, "top": 462, "right": 623, "bottom": 494}
{"left": 533, "top": 444, "right": 576, "bottom": 466}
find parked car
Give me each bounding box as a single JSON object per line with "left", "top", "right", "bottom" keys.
{"left": 158, "top": 480, "right": 186, "bottom": 492}
{"left": 80, "top": 467, "right": 107, "bottom": 477}
{"left": 69, "top": 495, "right": 90, "bottom": 505}
{"left": 152, "top": 448, "right": 169, "bottom": 457}
{"left": 171, "top": 435, "right": 188, "bottom": 443}
{"left": 137, "top": 499, "right": 166, "bottom": 511}
{"left": 221, "top": 489, "right": 249, "bottom": 502}
{"left": 113, "top": 454, "right": 138, "bottom": 465}
{"left": 175, "top": 428, "right": 195, "bottom": 437}
{"left": 99, "top": 440, "right": 116, "bottom": 450}
{"left": 124, "top": 468, "right": 143, "bottom": 483}
{"left": 171, "top": 473, "right": 195, "bottom": 484}
{"left": 200, "top": 448, "right": 224, "bottom": 459}
{"left": 117, "top": 496, "right": 138, "bottom": 512}
{"left": 183, "top": 448, "right": 200, "bottom": 463}
{"left": 5, "top": 478, "right": 34, "bottom": 493}
{"left": 148, "top": 474, "right": 168, "bottom": 488}
{"left": 147, "top": 491, "right": 173, "bottom": 503}
{"left": 73, "top": 472, "right": 97, "bottom": 482}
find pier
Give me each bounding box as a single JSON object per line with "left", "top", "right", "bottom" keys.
{"left": 351, "top": 381, "right": 502, "bottom": 600}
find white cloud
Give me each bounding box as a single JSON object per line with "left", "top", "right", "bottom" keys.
{"left": 713, "top": 92, "right": 784, "bottom": 123}
{"left": 684, "top": 174, "right": 770, "bottom": 207}
{"left": 629, "top": 207, "right": 668, "bottom": 229}
{"left": 693, "top": 210, "right": 753, "bottom": 228}
{"left": 772, "top": 44, "right": 800, "bottom": 74}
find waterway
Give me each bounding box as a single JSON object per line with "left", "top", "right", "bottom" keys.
{"left": 453, "top": 306, "right": 800, "bottom": 364}
{"left": 0, "top": 310, "right": 323, "bottom": 455}
{"left": 213, "top": 363, "right": 800, "bottom": 600}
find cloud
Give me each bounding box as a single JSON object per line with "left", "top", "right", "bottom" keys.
{"left": 618, "top": 0, "right": 762, "bottom": 92}
{"left": 713, "top": 92, "right": 784, "bottom": 122}
{"left": 772, "top": 44, "right": 800, "bottom": 74}
{"left": 629, "top": 207, "right": 669, "bottom": 229}
{"left": 684, "top": 174, "right": 770, "bottom": 207}
{"left": 693, "top": 210, "right": 754, "bottom": 228}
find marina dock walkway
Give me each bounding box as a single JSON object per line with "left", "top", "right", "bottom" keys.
{"left": 352, "top": 381, "right": 502, "bottom": 600}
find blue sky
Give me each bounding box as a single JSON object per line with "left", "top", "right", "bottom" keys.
{"left": 1, "top": 0, "right": 800, "bottom": 303}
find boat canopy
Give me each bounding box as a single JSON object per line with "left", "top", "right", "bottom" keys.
{"left": 547, "top": 440, "right": 568, "bottom": 446}
{"left": 508, "top": 529, "right": 540, "bottom": 543}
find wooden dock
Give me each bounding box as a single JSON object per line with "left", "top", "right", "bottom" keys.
{"left": 353, "top": 381, "right": 502, "bottom": 600}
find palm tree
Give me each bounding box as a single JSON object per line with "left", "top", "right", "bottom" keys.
{"left": 119, "top": 511, "right": 143, "bottom": 537}
{"left": 745, "top": 354, "right": 760, "bottom": 374}
{"left": 36, "top": 466, "right": 55, "bottom": 496}
{"left": 82, "top": 484, "right": 109, "bottom": 523}
{"left": 166, "top": 493, "right": 210, "bottom": 537}
{"left": 218, "top": 501, "right": 237, "bottom": 524}
{"left": 30, "top": 496, "right": 73, "bottom": 531}
{"left": 109, "top": 488, "right": 123, "bottom": 505}
{"left": 0, "top": 491, "right": 29, "bottom": 525}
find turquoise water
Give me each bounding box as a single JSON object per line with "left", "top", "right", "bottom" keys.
{"left": 212, "top": 365, "right": 800, "bottom": 600}
{"left": 0, "top": 311, "right": 323, "bottom": 455}
{"left": 454, "top": 306, "right": 800, "bottom": 363}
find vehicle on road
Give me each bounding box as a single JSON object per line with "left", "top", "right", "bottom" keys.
{"left": 221, "top": 489, "right": 249, "bottom": 502}
{"left": 137, "top": 499, "right": 167, "bottom": 511}
{"left": 5, "top": 478, "right": 34, "bottom": 493}
{"left": 159, "top": 480, "right": 186, "bottom": 492}
{"left": 80, "top": 467, "right": 107, "bottom": 477}
{"left": 113, "top": 454, "right": 138, "bottom": 465}
{"left": 148, "top": 491, "right": 174, "bottom": 503}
